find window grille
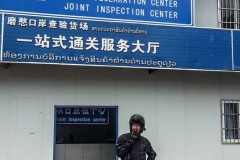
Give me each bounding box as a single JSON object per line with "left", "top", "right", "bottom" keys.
{"left": 221, "top": 100, "right": 240, "bottom": 143}
{"left": 218, "top": 0, "right": 240, "bottom": 29}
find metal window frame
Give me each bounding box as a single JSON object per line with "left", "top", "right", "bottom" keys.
{"left": 218, "top": 0, "right": 240, "bottom": 29}
{"left": 221, "top": 100, "right": 240, "bottom": 144}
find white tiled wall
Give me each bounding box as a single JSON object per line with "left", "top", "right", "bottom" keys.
{"left": 56, "top": 144, "right": 116, "bottom": 160}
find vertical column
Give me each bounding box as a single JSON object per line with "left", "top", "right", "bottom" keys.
{"left": 0, "top": 13, "right": 3, "bottom": 61}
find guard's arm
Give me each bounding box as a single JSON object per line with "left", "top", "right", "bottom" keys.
{"left": 146, "top": 140, "right": 157, "bottom": 160}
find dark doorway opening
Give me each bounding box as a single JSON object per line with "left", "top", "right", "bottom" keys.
{"left": 54, "top": 106, "right": 118, "bottom": 160}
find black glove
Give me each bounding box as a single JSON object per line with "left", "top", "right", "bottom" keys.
{"left": 128, "top": 133, "right": 139, "bottom": 145}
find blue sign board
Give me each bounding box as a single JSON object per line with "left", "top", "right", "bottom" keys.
{"left": 0, "top": 14, "right": 2, "bottom": 61}
{"left": 233, "top": 30, "right": 240, "bottom": 71}
{"left": 56, "top": 106, "right": 109, "bottom": 124}
{"left": 1, "top": 13, "right": 233, "bottom": 71}
{"left": 0, "top": 0, "right": 192, "bottom": 25}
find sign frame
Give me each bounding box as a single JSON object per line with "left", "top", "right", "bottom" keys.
{"left": 55, "top": 105, "right": 112, "bottom": 125}
{"left": 0, "top": 0, "right": 193, "bottom": 26}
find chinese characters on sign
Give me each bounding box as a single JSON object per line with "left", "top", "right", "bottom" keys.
{"left": 8, "top": 16, "right": 89, "bottom": 30}
{"left": 56, "top": 107, "right": 109, "bottom": 124}
{"left": 3, "top": 14, "right": 176, "bottom": 69}
{"left": 7, "top": 16, "right": 159, "bottom": 54}
{"left": 1, "top": 13, "right": 233, "bottom": 71}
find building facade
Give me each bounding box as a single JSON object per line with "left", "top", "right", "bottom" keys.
{"left": 1, "top": 0, "right": 240, "bottom": 160}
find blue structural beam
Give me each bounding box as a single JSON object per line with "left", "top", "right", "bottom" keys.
{"left": 0, "top": 13, "right": 2, "bottom": 61}
{"left": 233, "top": 30, "right": 240, "bottom": 71}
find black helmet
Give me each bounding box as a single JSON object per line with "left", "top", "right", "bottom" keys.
{"left": 129, "top": 114, "right": 146, "bottom": 133}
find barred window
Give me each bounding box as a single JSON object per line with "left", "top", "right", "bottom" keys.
{"left": 221, "top": 100, "right": 240, "bottom": 143}
{"left": 218, "top": 0, "right": 240, "bottom": 29}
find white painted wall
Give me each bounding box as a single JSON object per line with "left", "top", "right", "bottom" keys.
{"left": 0, "top": 64, "right": 240, "bottom": 160}
{"left": 0, "top": 1, "right": 236, "bottom": 160}
{"left": 194, "top": 0, "right": 218, "bottom": 28}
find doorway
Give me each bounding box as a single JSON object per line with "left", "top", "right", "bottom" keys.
{"left": 54, "top": 105, "right": 118, "bottom": 160}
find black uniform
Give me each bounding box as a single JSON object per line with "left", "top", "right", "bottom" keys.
{"left": 116, "top": 133, "right": 157, "bottom": 160}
